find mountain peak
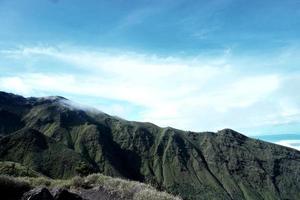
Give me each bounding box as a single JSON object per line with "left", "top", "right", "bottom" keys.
{"left": 40, "top": 96, "right": 67, "bottom": 101}
{"left": 217, "top": 128, "right": 248, "bottom": 140}
{"left": 0, "top": 91, "right": 27, "bottom": 104}
{"left": 34, "top": 96, "right": 68, "bottom": 104}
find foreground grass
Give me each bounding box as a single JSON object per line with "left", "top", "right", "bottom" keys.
{"left": 0, "top": 173, "right": 181, "bottom": 200}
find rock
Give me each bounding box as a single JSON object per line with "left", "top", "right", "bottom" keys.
{"left": 54, "top": 189, "right": 83, "bottom": 200}
{"left": 22, "top": 187, "right": 53, "bottom": 200}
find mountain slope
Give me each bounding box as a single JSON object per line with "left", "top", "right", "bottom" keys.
{"left": 0, "top": 128, "right": 92, "bottom": 178}
{"left": 0, "top": 91, "right": 299, "bottom": 200}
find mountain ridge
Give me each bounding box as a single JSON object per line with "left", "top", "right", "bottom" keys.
{"left": 0, "top": 91, "right": 299, "bottom": 200}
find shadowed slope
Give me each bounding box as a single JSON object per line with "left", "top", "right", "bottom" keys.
{"left": 0, "top": 128, "right": 93, "bottom": 178}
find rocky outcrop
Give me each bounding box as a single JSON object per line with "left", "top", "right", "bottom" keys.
{"left": 22, "top": 188, "right": 53, "bottom": 200}
{"left": 53, "top": 189, "right": 83, "bottom": 200}
{"left": 0, "top": 175, "right": 31, "bottom": 200}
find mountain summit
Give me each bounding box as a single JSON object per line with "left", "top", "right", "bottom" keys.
{"left": 0, "top": 91, "right": 299, "bottom": 200}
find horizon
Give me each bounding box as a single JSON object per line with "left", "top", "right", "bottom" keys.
{"left": 0, "top": 0, "right": 300, "bottom": 150}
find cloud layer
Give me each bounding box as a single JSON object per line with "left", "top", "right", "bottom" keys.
{"left": 1, "top": 45, "right": 300, "bottom": 135}
{"left": 276, "top": 140, "right": 300, "bottom": 151}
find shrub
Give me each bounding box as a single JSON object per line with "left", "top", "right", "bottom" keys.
{"left": 70, "top": 176, "right": 87, "bottom": 188}
{"left": 28, "top": 177, "right": 51, "bottom": 187}
{"left": 75, "top": 162, "right": 93, "bottom": 176}
{"left": 0, "top": 161, "right": 40, "bottom": 177}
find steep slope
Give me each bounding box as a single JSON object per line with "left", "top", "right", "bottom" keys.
{"left": 0, "top": 91, "right": 299, "bottom": 200}
{"left": 0, "top": 128, "right": 93, "bottom": 178}
{"left": 0, "top": 161, "right": 42, "bottom": 177}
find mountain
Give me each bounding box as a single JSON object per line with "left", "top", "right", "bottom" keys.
{"left": 0, "top": 91, "right": 299, "bottom": 200}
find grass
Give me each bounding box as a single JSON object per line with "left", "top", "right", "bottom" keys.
{"left": 0, "top": 161, "right": 41, "bottom": 177}
{"left": 3, "top": 173, "right": 181, "bottom": 200}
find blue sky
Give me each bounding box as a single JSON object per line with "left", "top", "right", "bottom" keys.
{"left": 0, "top": 0, "right": 300, "bottom": 150}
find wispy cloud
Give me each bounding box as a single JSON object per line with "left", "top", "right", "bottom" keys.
{"left": 0, "top": 45, "right": 300, "bottom": 134}
{"left": 276, "top": 140, "right": 300, "bottom": 151}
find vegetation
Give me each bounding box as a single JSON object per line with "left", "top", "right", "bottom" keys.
{"left": 1, "top": 173, "right": 181, "bottom": 200}
{"left": 0, "top": 161, "right": 42, "bottom": 177}
{"left": 0, "top": 91, "right": 300, "bottom": 200}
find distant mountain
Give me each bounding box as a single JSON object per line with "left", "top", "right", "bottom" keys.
{"left": 0, "top": 91, "right": 299, "bottom": 200}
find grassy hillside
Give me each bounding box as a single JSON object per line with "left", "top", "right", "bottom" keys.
{"left": 0, "top": 161, "right": 42, "bottom": 177}
{"left": 0, "top": 128, "right": 94, "bottom": 178}
{"left": 0, "top": 91, "right": 300, "bottom": 200}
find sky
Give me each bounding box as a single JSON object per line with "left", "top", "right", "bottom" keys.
{"left": 0, "top": 0, "right": 300, "bottom": 150}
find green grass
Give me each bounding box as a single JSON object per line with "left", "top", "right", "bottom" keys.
{"left": 0, "top": 161, "right": 41, "bottom": 177}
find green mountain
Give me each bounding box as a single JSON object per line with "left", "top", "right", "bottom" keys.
{"left": 0, "top": 91, "right": 299, "bottom": 200}
{"left": 0, "top": 161, "right": 42, "bottom": 177}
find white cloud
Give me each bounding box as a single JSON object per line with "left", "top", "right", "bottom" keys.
{"left": 1, "top": 45, "right": 299, "bottom": 134}
{"left": 276, "top": 140, "right": 300, "bottom": 151}
{"left": 0, "top": 76, "right": 32, "bottom": 96}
